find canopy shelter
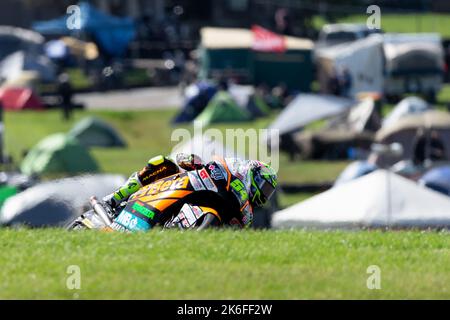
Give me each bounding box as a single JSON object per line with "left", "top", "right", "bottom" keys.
{"left": 375, "top": 110, "right": 450, "bottom": 167}
{"left": 0, "top": 174, "right": 125, "bottom": 227}
{"left": 194, "top": 91, "right": 251, "bottom": 126}
{"left": 382, "top": 96, "right": 430, "bottom": 129}
{"left": 32, "top": 2, "right": 136, "bottom": 57}
{"left": 199, "top": 27, "right": 314, "bottom": 91}
{"left": 67, "top": 116, "right": 126, "bottom": 148}
{"left": 272, "top": 169, "right": 450, "bottom": 229}
{"left": 268, "top": 94, "right": 355, "bottom": 136}
{"left": 20, "top": 133, "right": 99, "bottom": 176}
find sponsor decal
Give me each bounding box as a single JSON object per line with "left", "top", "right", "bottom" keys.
{"left": 191, "top": 206, "right": 204, "bottom": 219}
{"left": 198, "top": 168, "right": 218, "bottom": 192}
{"left": 145, "top": 175, "right": 190, "bottom": 196}
{"left": 188, "top": 171, "right": 205, "bottom": 191}
{"left": 230, "top": 179, "right": 249, "bottom": 202}
{"left": 111, "top": 222, "right": 130, "bottom": 233}
{"left": 182, "top": 205, "right": 197, "bottom": 226}
{"left": 241, "top": 206, "right": 253, "bottom": 226}
{"left": 132, "top": 201, "right": 155, "bottom": 219}
{"left": 140, "top": 166, "right": 167, "bottom": 183}
{"left": 208, "top": 164, "right": 225, "bottom": 181}
{"left": 114, "top": 210, "right": 150, "bottom": 231}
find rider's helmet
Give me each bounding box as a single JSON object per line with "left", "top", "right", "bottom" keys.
{"left": 247, "top": 161, "right": 277, "bottom": 208}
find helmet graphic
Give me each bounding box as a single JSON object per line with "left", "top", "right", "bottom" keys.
{"left": 248, "top": 161, "right": 277, "bottom": 208}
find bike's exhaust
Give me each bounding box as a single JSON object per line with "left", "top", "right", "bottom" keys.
{"left": 90, "top": 196, "right": 113, "bottom": 226}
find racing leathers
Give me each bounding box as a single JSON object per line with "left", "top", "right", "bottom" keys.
{"left": 103, "top": 153, "right": 256, "bottom": 228}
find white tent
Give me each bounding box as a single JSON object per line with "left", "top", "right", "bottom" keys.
{"left": 315, "top": 34, "right": 384, "bottom": 98}
{"left": 0, "top": 50, "right": 56, "bottom": 83}
{"left": 382, "top": 96, "right": 430, "bottom": 129}
{"left": 272, "top": 169, "right": 450, "bottom": 229}
{"left": 268, "top": 94, "right": 354, "bottom": 136}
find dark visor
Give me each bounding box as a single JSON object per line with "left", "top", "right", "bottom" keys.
{"left": 259, "top": 180, "right": 275, "bottom": 199}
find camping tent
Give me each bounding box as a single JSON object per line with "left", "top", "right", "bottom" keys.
{"left": 21, "top": 133, "right": 99, "bottom": 175}
{"left": 0, "top": 50, "right": 56, "bottom": 83}
{"left": 419, "top": 165, "right": 450, "bottom": 196}
{"left": 0, "top": 87, "right": 44, "bottom": 110}
{"left": 67, "top": 116, "right": 126, "bottom": 148}
{"left": 382, "top": 96, "right": 430, "bottom": 129}
{"left": 246, "top": 93, "right": 271, "bottom": 118}
{"left": 375, "top": 110, "right": 450, "bottom": 167}
{"left": 292, "top": 129, "right": 374, "bottom": 160}
{"left": 268, "top": 94, "right": 355, "bottom": 136}
{"left": 315, "top": 34, "right": 384, "bottom": 98}
{"left": 194, "top": 91, "right": 251, "bottom": 125}
{"left": 172, "top": 81, "right": 217, "bottom": 124}
{"left": 326, "top": 97, "right": 381, "bottom": 133}
{"left": 199, "top": 27, "right": 314, "bottom": 91}
{"left": 272, "top": 169, "right": 450, "bottom": 229}
{"left": 334, "top": 160, "right": 378, "bottom": 186}
{"left": 0, "top": 26, "right": 44, "bottom": 61}
{"left": 32, "top": 2, "right": 135, "bottom": 57}
{"left": 0, "top": 174, "right": 125, "bottom": 227}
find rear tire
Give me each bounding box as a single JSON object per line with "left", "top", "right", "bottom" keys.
{"left": 196, "top": 213, "right": 221, "bottom": 230}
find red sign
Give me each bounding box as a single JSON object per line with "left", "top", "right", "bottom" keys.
{"left": 251, "top": 25, "right": 286, "bottom": 53}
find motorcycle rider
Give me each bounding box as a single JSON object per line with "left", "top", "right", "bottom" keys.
{"left": 102, "top": 153, "right": 278, "bottom": 228}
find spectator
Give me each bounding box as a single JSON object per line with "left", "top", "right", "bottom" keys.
{"left": 339, "top": 67, "right": 352, "bottom": 97}
{"left": 57, "top": 73, "right": 73, "bottom": 121}
{"left": 413, "top": 129, "right": 446, "bottom": 166}
{"left": 274, "top": 8, "right": 293, "bottom": 35}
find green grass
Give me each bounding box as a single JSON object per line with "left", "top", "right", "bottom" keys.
{"left": 314, "top": 13, "right": 450, "bottom": 37}
{"left": 0, "top": 229, "right": 449, "bottom": 299}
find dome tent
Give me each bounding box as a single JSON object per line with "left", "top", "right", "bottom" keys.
{"left": 194, "top": 91, "right": 251, "bottom": 125}
{"left": 272, "top": 169, "right": 450, "bottom": 229}
{"left": 21, "top": 133, "right": 99, "bottom": 175}
{"left": 67, "top": 116, "right": 126, "bottom": 148}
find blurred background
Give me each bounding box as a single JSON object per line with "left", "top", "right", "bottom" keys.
{"left": 1, "top": 0, "right": 450, "bottom": 229}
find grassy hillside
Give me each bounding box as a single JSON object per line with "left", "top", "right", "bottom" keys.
{"left": 314, "top": 13, "right": 450, "bottom": 38}
{"left": 0, "top": 229, "right": 449, "bottom": 299}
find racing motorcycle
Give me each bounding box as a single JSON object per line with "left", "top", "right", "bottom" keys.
{"left": 67, "top": 159, "right": 252, "bottom": 231}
